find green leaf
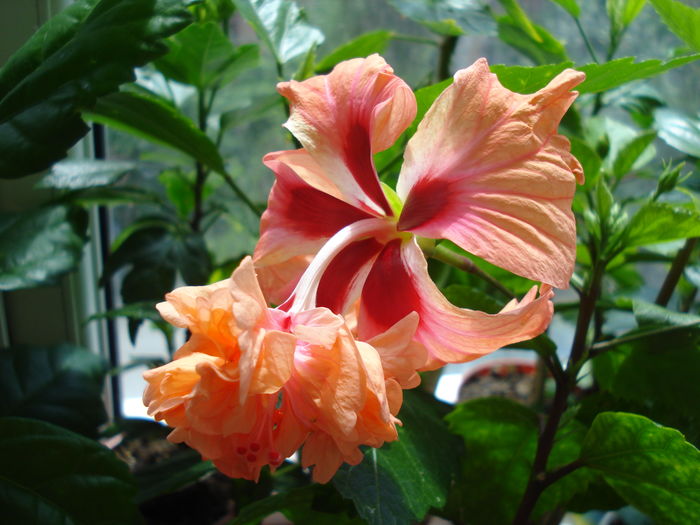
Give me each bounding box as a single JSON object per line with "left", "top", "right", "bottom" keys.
{"left": 446, "top": 397, "right": 592, "bottom": 524}
{"left": 233, "top": 484, "right": 363, "bottom": 525}
{"left": 0, "top": 0, "right": 193, "bottom": 179}
{"left": 549, "top": 0, "right": 580, "bottom": 17}
{"left": 649, "top": 0, "right": 700, "bottom": 51}
{"left": 490, "top": 62, "right": 572, "bottom": 94}
{"left": 491, "top": 55, "right": 700, "bottom": 95}
{"left": 442, "top": 284, "right": 503, "bottom": 313}
{"left": 607, "top": 0, "right": 647, "bottom": 37}
{"left": 103, "top": 224, "right": 212, "bottom": 304}
{"left": 570, "top": 136, "right": 602, "bottom": 186}
{"left": 0, "top": 344, "right": 107, "bottom": 437}
{"left": 633, "top": 298, "right": 700, "bottom": 328}
{"left": 611, "top": 130, "right": 657, "bottom": 178}
{"left": 84, "top": 88, "right": 225, "bottom": 173}
{"left": 66, "top": 186, "right": 163, "bottom": 206}
{"left": 581, "top": 412, "right": 700, "bottom": 524}
{"left": 135, "top": 449, "right": 215, "bottom": 504}
{"left": 497, "top": 15, "right": 568, "bottom": 65}
{"left": 159, "top": 169, "right": 195, "bottom": 219}
{"left": 315, "top": 31, "right": 394, "bottom": 73}
{"left": 654, "top": 108, "right": 700, "bottom": 158}
{"left": 578, "top": 54, "right": 700, "bottom": 93}
{"left": 387, "top": 0, "right": 495, "bottom": 36}
{"left": 232, "top": 0, "right": 324, "bottom": 65}
{"left": 154, "top": 21, "right": 259, "bottom": 88}
{"left": 627, "top": 202, "right": 700, "bottom": 247}
{"left": 0, "top": 417, "right": 139, "bottom": 524}
{"left": 0, "top": 205, "right": 87, "bottom": 291}
{"left": 333, "top": 390, "right": 461, "bottom": 525}
{"left": 499, "top": 0, "right": 543, "bottom": 43}
{"left": 37, "top": 159, "right": 137, "bottom": 189}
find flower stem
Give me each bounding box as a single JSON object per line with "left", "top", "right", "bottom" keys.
{"left": 437, "top": 35, "right": 458, "bottom": 81}
{"left": 574, "top": 18, "right": 599, "bottom": 64}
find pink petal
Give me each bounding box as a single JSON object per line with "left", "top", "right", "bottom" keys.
{"left": 358, "top": 239, "right": 554, "bottom": 365}
{"left": 254, "top": 149, "right": 374, "bottom": 303}
{"left": 278, "top": 54, "right": 416, "bottom": 215}
{"left": 396, "top": 59, "right": 584, "bottom": 289}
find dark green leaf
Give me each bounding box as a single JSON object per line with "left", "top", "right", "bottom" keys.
{"left": 233, "top": 484, "right": 363, "bottom": 525}
{"left": 0, "top": 344, "right": 107, "bottom": 437}
{"left": 315, "top": 31, "right": 394, "bottom": 73}
{"left": 497, "top": 15, "right": 568, "bottom": 65}
{"left": 387, "top": 0, "right": 495, "bottom": 36}
{"left": 627, "top": 202, "right": 700, "bottom": 247}
{"left": 37, "top": 159, "right": 137, "bottom": 189}
{"left": 570, "top": 136, "right": 602, "bottom": 186}
{"left": 649, "top": 0, "right": 700, "bottom": 51}
{"left": 0, "top": 417, "right": 139, "bottom": 524}
{"left": 159, "top": 169, "right": 195, "bottom": 219}
{"left": 83, "top": 88, "right": 225, "bottom": 173}
{"left": 0, "top": 205, "right": 87, "bottom": 291}
{"left": 103, "top": 225, "right": 212, "bottom": 304}
{"left": 87, "top": 301, "right": 165, "bottom": 325}
{"left": 0, "top": 0, "right": 192, "bottom": 178}
{"left": 154, "top": 21, "right": 259, "bottom": 88}
{"left": 67, "top": 186, "right": 163, "bottom": 206}
{"left": 333, "top": 390, "right": 461, "bottom": 525}
{"left": 443, "top": 284, "right": 503, "bottom": 313}
{"left": 611, "top": 130, "right": 657, "bottom": 178}
{"left": 549, "top": 0, "right": 580, "bottom": 17}
{"left": 578, "top": 54, "right": 700, "bottom": 93}
{"left": 446, "top": 397, "right": 592, "bottom": 524}
{"left": 632, "top": 298, "right": 700, "bottom": 327}
{"left": 654, "top": 108, "right": 700, "bottom": 158}
{"left": 581, "top": 412, "right": 700, "bottom": 524}
{"left": 232, "top": 0, "right": 324, "bottom": 65}
{"left": 136, "top": 449, "right": 216, "bottom": 504}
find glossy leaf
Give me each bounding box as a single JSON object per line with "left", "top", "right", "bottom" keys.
{"left": 219, "top": 93, "right": 283, "bottom": 132}
{"left": 491, "top": 62, "right": 572, "bottom": 93}
{"left": 232, "top": 0, "right": 324, "bottom": 64}
{"left": 0, "top": 205, "right": 87, "bottom": 291}
{"left": 37, "top": 159, "right": 137, "bottom": 189}
{"left": 499, "top": 0, "right": 543, "bottom": 43}
{"left": 445, "top": 397, "right": 593, "bottom": 524}
{"left": 627, "top": 202, "right": 700, "bottom": 247}
{"left": 333, "top": 390, "right": 461, "bottom": 525}
{"left": 102, "top": 224, "right": 212, "bottom": 305}
{"left": 581, "top": 412, "right": 700, "bottom": 524}
{"left": 387, "top": 0, "right": 495, "bottom": 36}
{"left": 654, "top": 108, "right": 700, "bottom": 158}
{"left": 0, "top": 0, "right": 192, "bottom": 178}
{"left": 84, "top": 88, "right": 225, "bottom": 173}
{"left": 649, "top": 0, "right": 700, "bottom": 51}
{"left": 135, "top": 449, "right": 215, "bottom": 504}
{"left": 0, "top": 417, "right": 139, "bottom": 524}
{"left": 0, "top": 344, "right": 107, "bottom": 436}
{"left": 154, "top": 21, "right": 259, "bottom": 88}
{"left": 315, "top": 31, "right": 394, "bottom": 72}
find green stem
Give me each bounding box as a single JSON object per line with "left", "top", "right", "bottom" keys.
{"left": 437, "top": 35, "right": 458, "bottom": 81}
{"left": 655, "top": 237, "right": 698, "bottom": 307}
{"left": 589, "top": 319, "right": 700, "bottom": 358}
{"left": 429, "top": 244, "right": 515, "bottom": 300}
{"left": 191, "top": 89, "right": 210, "bottom": 232}
{"left": 574, "top": 18, "right": 599, "bottom": 64}
{"left": 218, "top": 171, "right": 262, "bottom": 217}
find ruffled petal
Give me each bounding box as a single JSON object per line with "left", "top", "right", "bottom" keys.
{"left": 279, "top": 54, "right": 416, "bottom": 215}
{"left": 358, "top": 239, "right": 554, "bottom": 364}
{"left": 254, "top": 149, "right": 374, "bottom": 303}
{"left": 396, "top": 58, "right": 584, "bottom": 289}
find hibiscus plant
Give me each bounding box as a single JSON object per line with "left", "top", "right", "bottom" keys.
{"left": 1, "top": 0, "right": 700, "bottom": 524}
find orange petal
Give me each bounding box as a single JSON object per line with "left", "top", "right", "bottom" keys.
{"left": 397, "top": 58, "right": 584, "bottom": 289}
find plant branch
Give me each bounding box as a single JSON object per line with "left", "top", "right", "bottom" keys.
{"left": 655, "top": 237, "right": 698, "bottom": 307}
{"left": 512, "top": 262, "right": 604, "bottom": 524}
{"left": 574, "top": 18, "right": 599, "bottom": 64}
{"left": 588, "top": 320, "right": 700, "bottom": 358}
{"left": 191, "top": 89, "right": 210, "bottom": 232}
{"left": 430, "top": 244, "right": 515, "bottom": 300}
{"left": 218, "top": 170, "right": 262, "bottom": 217}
